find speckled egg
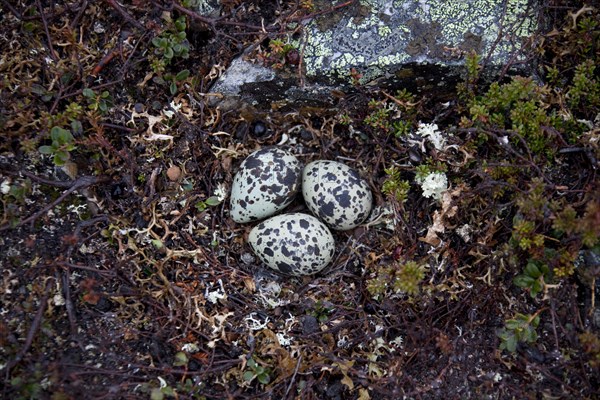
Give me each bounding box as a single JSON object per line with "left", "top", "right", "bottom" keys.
{"left": 302, "top": 160, "right": 372, "bottom": 230}
{"left": 230, "top": 147, "right": 302, "bottom": 223}
{"left": 248, "top": 213, "right": 335, "bottom": 276}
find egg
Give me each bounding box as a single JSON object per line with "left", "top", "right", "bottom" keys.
{"left": 248, "top": 213, "right": 335, "bottom": 276}
{"left": 302, "top": 160, "right": 372, "bottom": 230}
{"left": 230, "top": 147, "right": 302, "bottom": 223}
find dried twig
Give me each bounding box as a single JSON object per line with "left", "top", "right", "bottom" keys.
{"left": 35, "top": 0, "right": 59, "bottom": 61}
{"left": 0, "top": 174, "right": 110, "bottom": 231}
{"left": 4, "top": 286, "right": 51, "bottom": 372}
{"left": 104, "top": 0, "right": 145, "bottom": 31}
{"left": 0, "top": 0, "right": 22, "bottom": 19}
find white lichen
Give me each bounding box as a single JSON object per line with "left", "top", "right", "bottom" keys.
{"left": 213, "top": 182, "right": 227, "bottom": 202}
{"left": 181, "top": 343, "right": 200, "bottom": 353}
{"left": 416, "top": 172, "right": 448, "bottom": 200}
{"left": 416, "top": 122, "right": 446, "bottom": 150}
{"left": 205, "top": 279, "right": 227, "bottom": 304}
{"left": 1, "top": 179, "right": 10, "bottom": 194}
{"left": 276, "top": 332, "right": 293, "bottom": 347}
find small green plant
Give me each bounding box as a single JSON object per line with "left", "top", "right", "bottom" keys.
{"left": 10, "top": 373, "right": 44, "bottom": 399}
{"left": 457, "top": 51, "right": 481, "bottom": 101}
{"left": 498, "top": 312, "right": 541, "bottom": 353}
{"left": 392, "top": 120, "right": 411, "bottom": 137}
{"left": 382, "top": 166, "right": 410, "bottom": 202}
{"left": 195, "top": 196, "right": 221, "bottom": 212}
{"left": 154, "top": 69, "right": 190, "bottom": 95}
{"left": 151, "top": 16, "right": 190, "bottom": 73}
{"left": 309, "top": 300, "right": 334, "bottom": 323}
{"left": 243, "top": 357, "right": 271, "bottom": 385}
{"left": 364, "top": 100, "right": 393, "bottom": 132}
{"left": 513, "top": 260, "right": 549, "bottom": 298}
{"left": 82, "top": 88, "right": 112, "bottom": 114}
{"left": 1, "top": 178, "right": 32, "bottom": 228}
{"left": 367, "top": 261, "right": 426, "bottom": 300}
{"left": 38, "top": 125, "right": 77, "bottom": 166}
{"left": 264, "top": 38, "right": 298, "bottom": 68}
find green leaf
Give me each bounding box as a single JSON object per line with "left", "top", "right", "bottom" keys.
{"left": 257, "top": 373, "right": 271, "bottom": 385}
{"left": 175, "top": 69, "right": 190, "bottom": 82}
{"left": 505, "top": 335, "right": 517, "bottom": 352}
{"left": 524, "top": 262, "right": 541, "bottom": 278}
{"left": 38, "top": 145, "right": 54, "bottom": 155}
{"left": 173, "top": 351, "right": 188, "bottom": 367}
{"left": 150, "top": 388, "right": 164, "bottom": 400}
{"left": 505, "top": 319, "right": 520, "bottom": 330}
{"left": 152, "top": 37, "right": 162, "bottom": 47}
{"left": 82, "top": 88, "right": 95, "bottom": 98}
{"left": 50, "top": 126, "right": 65, "bottom": 141}
{"left": 530, "top": 280, "right": 543, "bottom": 298}
{"left": 30, "top": 83, "right": 48, "bottom": 96}
{"left": 71, "top": 120, "right": 83, "bottom": 135}
{"left": 169, "top": 82, "right": 177, "bottom": 95}
{"left": 164, "top": 47, "right": 174, "bottom": 59}
{"left": 246, "top": 358, "right": 256, "bottom": 368}
{"left": 54, "top": 150, "right": 70, "bottom": 166}
{"left": 175, "top": 18, "right": 186, "bottom": 32}
{"left": 513, "top": 274, "right": 534, "bottom": 288}
{"left": 204, "top": 196, "right": 221, "bottom": 206}
{"left": 61, "top": 71, "right": 74, "bottom": 85}
{"left": 243, "top": 371, "right": 255, "bottom": 382}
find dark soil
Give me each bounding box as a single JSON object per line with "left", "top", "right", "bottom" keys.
{"left": 1, "top": 1, "right": 599, "bottom": 400}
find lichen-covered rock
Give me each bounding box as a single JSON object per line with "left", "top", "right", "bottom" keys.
{"left": 302, "top": 160, "right": 372, "bottom": 231}
{"left": 302, "top": 0, "right": 537, "bottom": 82}
{"left": 230, "top": 147, "right": 302, "bottom": 223}
{"left": 248, "top": 213, "right": 335, "bottom": 276}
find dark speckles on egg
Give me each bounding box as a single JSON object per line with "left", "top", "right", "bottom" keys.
{"left": 230, "top": 147, "right": 303, "bottom": 223}
{"left": 302, "top": 160, "right": 373, "bottom": 231}
{"left": 247, "top": 213, "right": 335, "bottom": 276}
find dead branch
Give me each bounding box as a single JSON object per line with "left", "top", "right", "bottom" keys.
{"left": 4, "top": 286, "right": 51, "bottom": 372}
{"left": 0, "top": 174, "right": 111, "bottom": 231}
{"left": 104, "top": 0, "right": 145, "bottom": 31}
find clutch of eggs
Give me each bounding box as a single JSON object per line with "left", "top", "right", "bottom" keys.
{"left": 229, "top": 147, "right": 303, "bottom": 223}
{"left": 248, "top": 213, "right": 335, "bottom": 276}
{"left": 302, "top": 160, "right": 372, "bottom": 230}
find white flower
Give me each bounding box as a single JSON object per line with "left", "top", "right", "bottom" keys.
{"left": 417, "top": 172, "right": 448, "bottom": 200}
{"left": 416, "top": 122, "right": 446, "bottom": 150}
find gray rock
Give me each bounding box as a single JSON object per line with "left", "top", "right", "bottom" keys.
{"left": 207, "top": 0, "right": 538, "bottom": 110}
{"left": 302, "top": 0, "right": 537, "bottom": 82}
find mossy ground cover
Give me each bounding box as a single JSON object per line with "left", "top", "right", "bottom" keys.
{"left": 0, "top": 1, "right": 599, "bottom": 399}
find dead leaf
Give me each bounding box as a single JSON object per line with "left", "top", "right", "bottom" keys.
{"left": 358, "top": 388, "right": 371, "bottom": 400}
{"left": 419, "top": 210, "right": 444, "bottom": 247}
